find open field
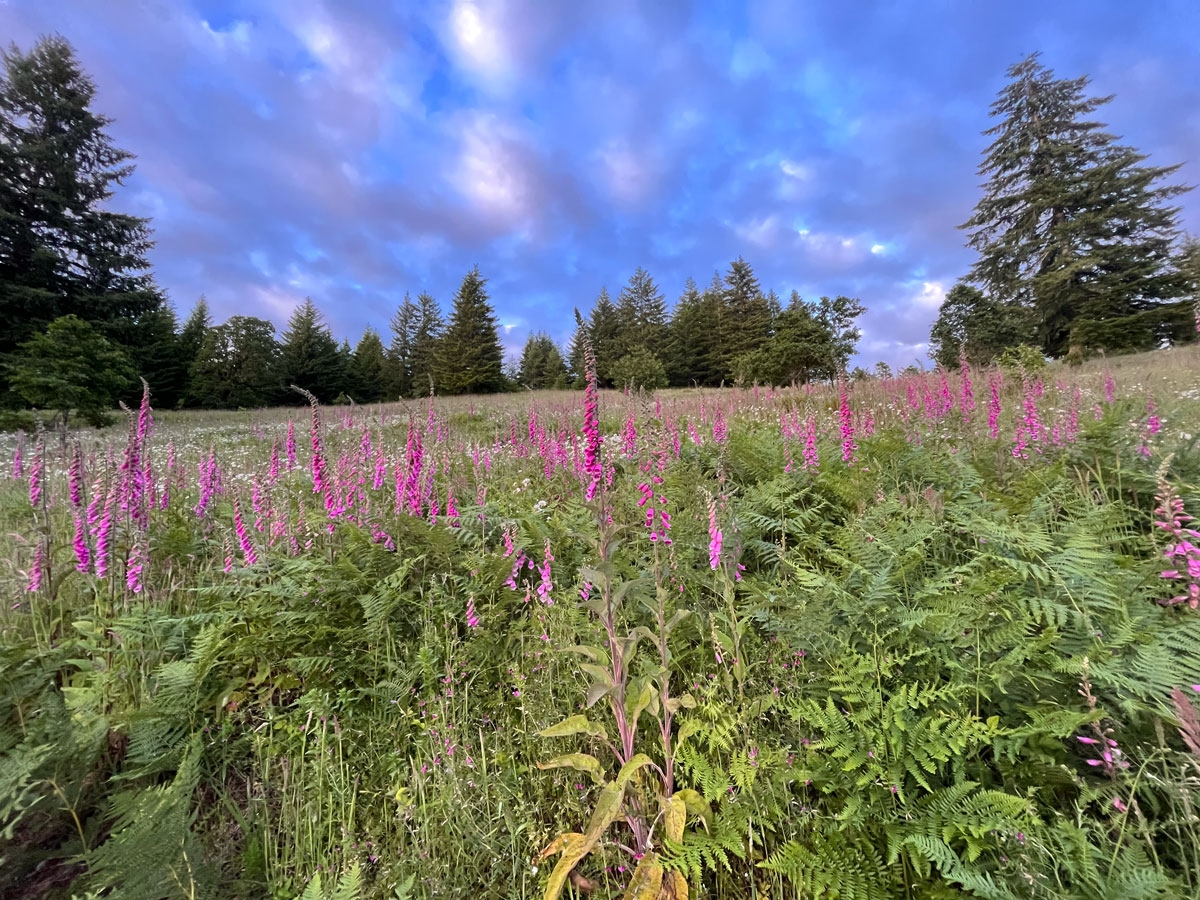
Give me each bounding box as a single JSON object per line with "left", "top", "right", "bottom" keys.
{"left": 4, "top": 348, "right": 1200, "bottom": 899}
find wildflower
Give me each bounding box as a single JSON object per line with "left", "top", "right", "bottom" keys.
{"left": 126, "top": 542, "right": 144, "bottom": 593}
{"left": 27, "top": 541, "right": 45, "bottom": 592}
{"left": 537, "top": 539, "right": 554, "bottom": 605}
{"left": 285, "top": 420, "right": 297, "bottom": 469}
{"left": 68, "top": 442, "right": 83, "bottom": 508}
{"left": 465, "top": 596, "right": 480, "bottom": 629}
{"left": 28, "top": 438, "right": 43, "bottom": 508}
{"left": 73, "top": 514, "right": 91, "bottom": 573}
{"left": 234, "top": 498, "right": 258, "bottom": 567}
{"left": 987, "top": 372, "right": 1002, "bottom": 440}
{"left": 582, "top": 340, "right": 602, "bottom": 500}
{"left": 839, "top": 379, "right": 856, "bottom": 465}
{"left": 95, "top": 487, "right": 115, "bottom": 579}
{"left": 707, "top": 494, "right": 723, "bottom": 570}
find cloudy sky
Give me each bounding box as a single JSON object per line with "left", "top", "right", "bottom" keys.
{"left": 3, "top": 1, "right": 1198, "bottom": 366}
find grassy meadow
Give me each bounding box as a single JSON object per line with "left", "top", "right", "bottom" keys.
{"left": 4, "top": 348, "right": 1200, "bottom": 899}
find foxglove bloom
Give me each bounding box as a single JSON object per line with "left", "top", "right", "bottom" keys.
{"left": 707, "top": 494, "right": 723, "bottom": 570}
{"left": 581, "top": 341, "right": 602, "bottom": 500}
{"left": 466, "top": 596, "right": 480, "bottom": 629}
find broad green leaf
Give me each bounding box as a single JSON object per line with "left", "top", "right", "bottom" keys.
{"left": 539, "top": 715, "right": 607, "bottom": 741}
{"left": 673, "top": 788, "right": 712, "bottom": 829}
{"left": 585, "top": 682, "right": 612, "bottom": 708}
{"left": 536, "top": 753, "right": 606, "bottom": 784}
{"left": 580, "top": 663, "right": 616, "bottom": 688}
{"left": 625, "top": 677, "right": 654, "bottom": 728}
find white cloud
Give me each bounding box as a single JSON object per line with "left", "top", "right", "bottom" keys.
{"left": 453, "top": 114, "right": 534, "bottom": 227}
{"left": 870, "top": 243, "right": 886, "bottom": 255}
{"left": 913, "top": 281, "right": 946, "bottom": 310}
{"left": 597, "top": 139, "right": 656, "bottom": 206}
{"left": 448, "top": 0, "right": 511, "bottom": 82}
{"left": 251, "top": 285, "right": 305, "bottom": 324}
{"left": 779, "top": 159, "right": 811, "bottom": 180}
{"left": 200, "top": 18, "right": 253, "bottom": 52}
{"left": 733, "top": 214, "right": 782, "bottom": 249}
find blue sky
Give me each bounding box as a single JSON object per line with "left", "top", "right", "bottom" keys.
{"left": 3, "top": 1, "right": 1198, "bottom": 367}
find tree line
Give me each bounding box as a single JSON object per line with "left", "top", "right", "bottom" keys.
{"left": 931, "top": 53, "right": 1199, "bottom": 367}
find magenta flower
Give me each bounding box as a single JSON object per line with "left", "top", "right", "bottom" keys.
{"left": 234, "top": 498, "right": 258, "bottom": 567}
{"left": 582, "top": 342, "right": 602, "bottom": 500}
{"left": 466, "top": 596, "right": 480, "bottom": 629}
{"left": 537, "top": 539, "right": 554, "bottom": 605}
{"left": 68, "top": 442, "right": 83, "bottom": 509}
{"left": 126, "top": 543, "right": 144, "bottom": 593}
{"left": 839, "top": 380, "right": 856, "bottom": 465}
{"left": 707, "top": 495, "right": 723, "bottom": 570}
{"left": 27, "top": 541, "right": 45, "bottom": 593}
{"left": 28, "top": 438, "right": 43, "bottom": 508}
{"left": 73, "top": 514, "right": 91, "bottom": 573}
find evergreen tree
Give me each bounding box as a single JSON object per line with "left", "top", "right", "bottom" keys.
{"left": 0, "top": 36, "right": 163, "bottom": 391}
{"left": 929, "top": 282, "right": 1028, "bottom": 368}
{"left": 613, "top": 267, "right": 668, "bottom": 359}
{"left": 186, "top": 316, "right": 281, "bottom": 409}
{"left": 517, "top": 332, "right": 568, "bottom": 390}
{"left": 409, "top": 292, "right": 444, "bottom": 396}
{"left": 335, "top": 338, "right": 354, "bottom": 401}
{"left": 279, "top": 299, "right": 342, "bottom": 403}
{"left": 588, "top": 287, "right": 620, "bottom": 386}
{"left": 716, "top": 257, "right": 772, "bottom": 375}
{"left": 131, "top": 304, "right": 186, "bottom": 409}
{"left": 7, "top": 314, "right": 134, "bottom": 427}
{"left": 435, "top": 267, "right": 504, "bottom": 395}
{"left": 567, "top": 308, "right": 589, "bottom": 386}
{"left": 385, "top": 293, "right": 417, "bottom": 398}
{"left": 348, "top": 328, "right": 387, "bottom": 403}
{"left": 665, "top": 277, "right": 724, "bottom": 387}
{"left": 962, "top": 53, "right": 1191, "bottom": 357}
{"left": 177, "top": 297, "right": 210, "bottom": 406}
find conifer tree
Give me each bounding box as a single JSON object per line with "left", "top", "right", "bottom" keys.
{"left": 0, "top": 36, "right": 163, "bottom": 388}
{"left": 177, "top": 297, "right": 211, "bottom": 406}
{"left": 435, "top": 267, "right": 504, "bottom": 395}
{"left": 132, "top": 304, "right": 186, "bottom": 409}
{"left": 716, "top": 257, "right": 772, "bottom": 374}
{"left": 664, "top": 277, "right": 721, "bottom": 386}
{"left": 385, "top": 293, "right": 417, "bottom": 398}
{"left": 279, "top": 299, "right": 342, "bottom": 403}
{"left": 348, "top": 327, "right": 387, "bottom": 403}
{"left": 613, "top": 266, "right": 668, "bottom": 359}
{"left": 409, "top": 291, "right": 444, "bottom": 396}
{"left": 929, "top": 282, "right": 1027, "bottom": 368}
{"left": 962, "top": 53, "right": 1191, "bottom": 357}
{"left": 588, "top": 287, "right": 620, "bottom": 386}
{"left": 567, "top": 308, "right": 589, "bottom": 386}
{"left": 517, "top": 332, "right": 567, "bottom": 390}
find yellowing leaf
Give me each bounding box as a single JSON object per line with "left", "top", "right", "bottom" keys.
{"left": 536, "top": 753, "right": 606, "bottom": 785}
{"left": 621, "top": 853, "right": 663, "bottom": 900}
{"left": 672, "top": 789, "right": 712, "bottom": 829}
{"left": 662, "top": 794, "right": 686, "bottom": 843}
{"left": 538, "top": 715, "right": 607, "bottom": 741}
{"left": 662, "top": 870, "right": 689, "bottom": 900}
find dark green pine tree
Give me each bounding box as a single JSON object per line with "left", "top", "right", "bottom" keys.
{"left": 0, "top": 36, "right": 164, "bottom": 393}
{"left": 348, "top": 327, "right": 388, "bottom": 403}
{"left": 279, "top": 299, "right": 343, "bottom": 403}
{"left": 567, "top": 308, "right": 589, "bottom": 386}
{"left": 435, "top": 267, "right": 504, "bottom": 395}
{"left": 409, "top": 291, "right": 444, "bottom": 396}
{"left": 177, "top": 297, "right": 210, "bottom": 407}
{"left": 588, "top": 287, "right": 621, "bottom": 387}
{"left": 517, "top": 332, "right": 568, "bottom": 390}
{"left": 962, "top": 53, "right": 1191, "bottom": 357}
{"left": 131, "top": 303, "right": 186, "bottom": 409}
{"left": 664, "top": 277, "right": 721, "bottom": 386}
{"left": 187, "top": 316, "right": 281, "bottom": 409}
{"left": 716, "top": 257, "right": 772, "bottom": 376}
{"left": 385, "top": 293, "right": 417, "bottom": 398}
{"left": 613, "top": 266, "right": 669, "bottom": 360}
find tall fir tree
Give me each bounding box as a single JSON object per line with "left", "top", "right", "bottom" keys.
{"left": 435, "top": 267, "right": 504, "bottom": 395}
{"left": 962, "top": 53, "right": 1191, "bottom": 357}
{"left": 385, "top": 293, "right": 418, "bottom": 398}
{"left": 131, "top": 304, "right": 186, "bottom": 409}
{"left": 588, "top": 287, "right": 621, "bottom": 387}
{"left": 517, "top": 332, "right": 568, "bottom": 390}
{"left": 409, "top": 291, "right": 444, "bottom": 396}
{"left": 177, "top": 297, "right": 211, "bottom": 407}
{"left": 0, "top": 36, "right": 163, "bottom": 396}
{"left": 349, "top": 327, "right": 388, "bottom": 403}
{"left": 716, "top": 257, "right": 773, "bottom": 375}
{"left": 567, "top": 308, "right": 589, "bottom": 386}
{"left": 664, "top": 278, "right": 721, "bottom": 387}
{"left": 613, "top": 266, "right": 669, "bottom": 360}
{"left": 279, "top": 299, "right": 343, "bottom": 403}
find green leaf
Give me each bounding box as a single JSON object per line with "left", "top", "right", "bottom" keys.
{"left": 539, "top": 715, "right": 608, "bottom": 741}
{"left": 536, "top": 753, "right": 606, "bottom": 785}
